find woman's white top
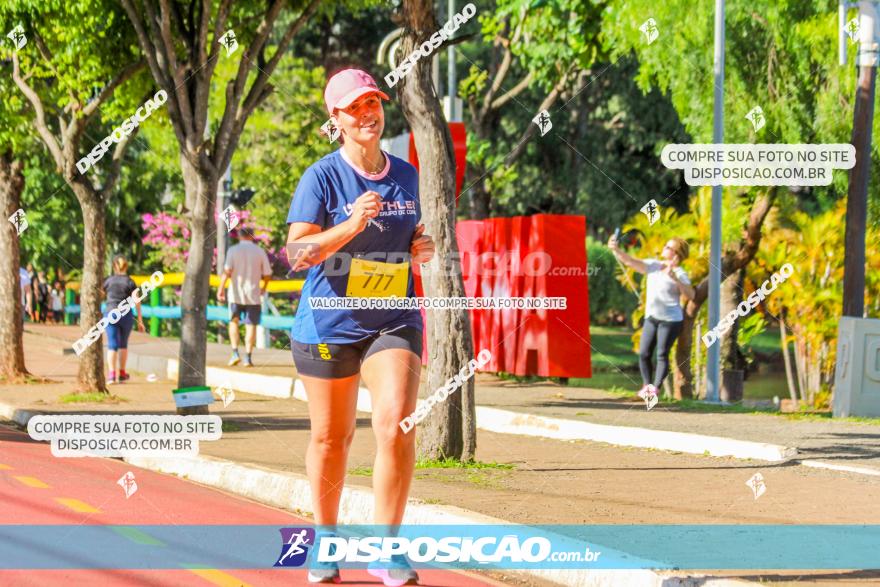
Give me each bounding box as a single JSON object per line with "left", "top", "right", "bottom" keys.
{"left": 50, "top": 290, "right": 63, "bottom": 311}
{"left": 643, "top": 259, "right": 690, "bottom": 322}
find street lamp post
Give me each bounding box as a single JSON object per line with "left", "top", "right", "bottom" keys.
{"left": 216, "top": 165, "right": 233, "bottom": 276}
{"left": 706, "top": 0, "right": 726, "bottom": 403}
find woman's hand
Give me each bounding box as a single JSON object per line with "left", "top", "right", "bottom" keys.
{"left": 410, "top": 224, "right": 435, "bottom": 264}
{"left": 347, "top": 191, "right": 382, "bottom": 233}
{"left": 663, "top": 255, "right": 680, "bottom": 280}
{"left": 607, "top": 234, "right": 620, "bottom": 251}
{"left": 137, "top": 318, "right": 146, "bottom": 333}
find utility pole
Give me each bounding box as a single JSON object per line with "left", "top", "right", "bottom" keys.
{"left": 216, "top": 165, "right": 232, "bottom": 279}
{"left": 843, "top": 0, "right": 877, "bottom": 317}
{"left": 215, "top": 166, "right": 232, "bottom": 344}
{"left": 706, "top": 0, "right": 725, "bottom": 403}
{"left": 447, "top": 0, "right": 458, "bottom": 121}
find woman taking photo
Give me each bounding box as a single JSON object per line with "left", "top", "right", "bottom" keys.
{"left": 608, "top": 234, "right": 695, "bottom": 400}
{"left": 286, "top": 68, "right": 434, "bottom": 585}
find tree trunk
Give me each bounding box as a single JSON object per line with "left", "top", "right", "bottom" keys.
{"left": 719, "top": 268, "right": 745, "bottom": 371}
{"left": 0, "top": 152, "right": 28, "bottom": 380}
{"left": 468, "top": 171, "right": 491, "bottom": 220}
{"left": 177, "top": 158, "right": 217, "bottom": 415}
{"left": 719, "top": 267, "right": 745, "bottom": 401}
{"left": 779, "top": 312, "right": 798, "bottom": 405}
{"left": 793, "top": 333, "right": 807, "bottom": 403}
{"left": 672, "top": 189, "right": 778, "bottom": 399}
{"left": 72, "top": 183, "right": 107, "bottom": 393}
{"left": 399, "top": 0, "right": 476, "bottom": 461}
{"left": 673, "top": 311, "right": 695, "bottom": 399}
{"left": 694, "top": 320, "right": 703, "bottom": 399}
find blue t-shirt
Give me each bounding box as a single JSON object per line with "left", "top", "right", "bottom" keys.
{"left": 286, "top": 149, "right": 424, "bottom": 344}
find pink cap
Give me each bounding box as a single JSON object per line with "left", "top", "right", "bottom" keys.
{"left": 324, "top": 69, "right": 389, "bottom": 115}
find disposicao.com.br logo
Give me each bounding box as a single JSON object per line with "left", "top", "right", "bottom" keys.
{"left": 273, "top": 525, "right": 609, "bottom": 570}
{"left": 274, "top": 527, "right": 315, "bottom": 567}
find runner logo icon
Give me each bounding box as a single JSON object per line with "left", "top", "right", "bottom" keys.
{"left": 275, "top": 527, "right": 315, "bottom": 567}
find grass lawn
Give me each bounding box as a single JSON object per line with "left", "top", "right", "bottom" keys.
{"left": 748, "top": 327, "right": 782, "bottom": 357}
{"left": 577, "top": 324, "right": 787, "bottom": 399}
{"left": 588, "top": 326, "right": 638, "bottom": 372}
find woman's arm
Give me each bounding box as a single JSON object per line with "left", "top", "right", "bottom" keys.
{"left": 287, "top": 219, "right": 361, "bottom": 269}
{"left": 663, "top": 261, "right": 695, "bottom": 301}
{"left": 135, "top": 298, "right": 145, "bottom": 330}
{"left": 607, "top": 236, "right": 649, "bottom": 274}
{"left": 130, "top": 280, "right": 145, "bottom": 331}
{"left": 670, "top": 273, "right": 696, "bottom": 301}
{"left": 287, "top": 191, "right": 381, "bottom": 269}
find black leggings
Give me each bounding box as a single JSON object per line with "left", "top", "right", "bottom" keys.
{"left": 639, "top": 316, "right": 683, "bottom": 388}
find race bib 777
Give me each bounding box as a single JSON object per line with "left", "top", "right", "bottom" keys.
{"left": 345, "top": 258, "right": 410, "bottom": 298}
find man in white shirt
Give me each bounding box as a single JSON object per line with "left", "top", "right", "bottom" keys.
{"left": 218, "top": 228, "right": 272, "bottom": 367}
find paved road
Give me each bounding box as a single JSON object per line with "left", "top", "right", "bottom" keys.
{"left": 0, "top": 424, "right": 500, "bottom": 587}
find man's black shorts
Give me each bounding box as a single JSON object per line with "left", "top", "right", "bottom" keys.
{"left": 292, "top": 326, "right": 423, "bottom": 379}
{"left": 229, "top": 303, "right": 261, "bottom": 325}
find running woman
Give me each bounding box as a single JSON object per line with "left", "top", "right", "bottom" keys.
{"left": 608, "top": 234, "right": 695, "bottom": 400}
{"left": 286, "top": 68, "right": 435, "bottom": 585}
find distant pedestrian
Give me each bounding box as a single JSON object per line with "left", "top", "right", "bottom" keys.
{"left": 35, "top": 272, "right": 50, "bottom": 323}
{"left": 19, "top": 266, "right": 31, "bottom": 323}
{"left": 217, "top": 227, "right": 272, "bottom": 368}
{"left": 25, "top": 262, "right": 36, "bottom": 321}
{"left": 102, "top": 256, "right": 146, "bottom": 384}
{"left": 50, "top": 282, "right": 64, "bottom": 324}
{"left": 608, "top": 234, "right": 695, "bottom": 401}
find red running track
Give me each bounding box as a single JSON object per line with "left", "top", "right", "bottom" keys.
{"left": 0, "top": 424, "right": 503, "bottom": 587}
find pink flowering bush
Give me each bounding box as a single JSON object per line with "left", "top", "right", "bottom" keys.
{"left": 142, "top": 210, "right": 283, "bottom": 274}
{"left": 141, "top": 212, "right": 191, "bottom": 272}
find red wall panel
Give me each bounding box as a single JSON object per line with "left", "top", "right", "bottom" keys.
{"left": 414, "top": 214, "right": 590, "bottom": 378}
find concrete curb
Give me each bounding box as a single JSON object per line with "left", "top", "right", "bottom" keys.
{"left": 127, "top": 349, "right": 293, "bottom": 398}
{"left": 0, "top": 402, "right": 41, "bottom": 428}
{"left": 798, "top": 459, "right": 880, "bottom": 477}
{"left": 473, "top": 407, "right": 798, "bottom": 463}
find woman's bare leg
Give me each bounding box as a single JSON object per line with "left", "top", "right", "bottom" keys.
{"left": 301, "top": 373, "right": 360, "bottom": 526}
{"left": 360, "top": 349, "right": 421, "bottom": 525}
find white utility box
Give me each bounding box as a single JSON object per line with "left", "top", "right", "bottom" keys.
{"left": 833, "top": 316, "right": 880, "bottom": 417}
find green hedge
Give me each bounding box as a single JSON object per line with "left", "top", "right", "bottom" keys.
{"left": 587, "top": 237, "right": 638, "bottom": 326}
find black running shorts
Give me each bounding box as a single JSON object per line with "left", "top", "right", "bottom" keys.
{"left": 229, "top": 303, "right": 262, "bottom": 325}
{"left": 291, "top": 326, "right": 423, "bottom": 379}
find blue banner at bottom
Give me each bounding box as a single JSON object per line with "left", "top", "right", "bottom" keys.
{"left": 0, "top": 525, "right": 877, "bottom": 570}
